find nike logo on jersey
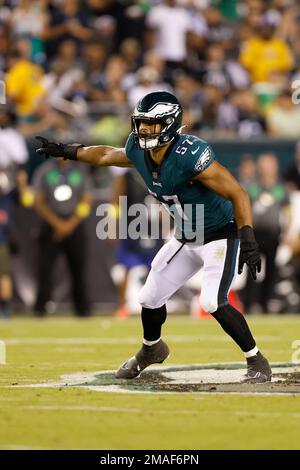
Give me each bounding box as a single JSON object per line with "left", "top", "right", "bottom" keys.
{"left": 191, "top": 146, "right": 200, "bottom": 155}
{"left": 153, "top": 181, "right": 162, "bottom": 187}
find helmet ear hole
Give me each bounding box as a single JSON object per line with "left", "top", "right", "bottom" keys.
{"left": 165, "top": 117, "right": 174, "bottom": 125}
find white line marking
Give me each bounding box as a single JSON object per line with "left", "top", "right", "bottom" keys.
{"left": 81, "top": 386, "right": 300, "bottom": 396}
{"left": 18, "top": 405, "right": 198, "bottom": 414}
{"left": 6, "top": 363, "right": 299, "bottom": 397}
{"left": 235, "top": 411, "right": 300, "bottom": 418}
{"left": 0, "top": 444, "right": 48, "bottom": 450}
{"left": 3, "top": 335, "right": 281, "bottom": 345}
{"left": 53, "top": 348, "right": 97, "bottom": 353}
{"left": 23, "top": 405, "right": 142, "bottom": 412}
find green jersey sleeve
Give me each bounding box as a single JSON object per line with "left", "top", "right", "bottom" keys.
{"left": 183, "top": 140, "right": 215, "bottom": 178}
{"left": 124, "top": 133, "right": 137, "bottom": 163}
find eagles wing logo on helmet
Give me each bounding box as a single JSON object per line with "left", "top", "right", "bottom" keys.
{"left": 141, "top": 103, "right": 181, "bottom": 119}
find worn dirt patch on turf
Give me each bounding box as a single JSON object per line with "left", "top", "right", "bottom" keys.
{"left": 16, "top": 363, "right": 300, "bottom": 395}
{"left": 96, "top": 366, "right": 300, "bottom": 394}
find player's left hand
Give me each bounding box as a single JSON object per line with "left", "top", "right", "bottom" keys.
{"left": 238, "top": 226, "right": 261, "bottom": 280}
{"left": 35, "top": 136, "right": 65, "bottom": 158}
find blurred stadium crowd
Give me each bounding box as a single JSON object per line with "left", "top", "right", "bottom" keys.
{"left": 1, "top": 0, "right": 300, "bottom": 139}
{"left": 1, "top": 0, "right": 300, "bottom": 318}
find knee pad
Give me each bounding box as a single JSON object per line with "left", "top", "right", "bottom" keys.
{"left": 199, "top": 293, "right": 224, "bottom": 314}
{"left": 138, "top": 285, "right": 163, "bottom": 309}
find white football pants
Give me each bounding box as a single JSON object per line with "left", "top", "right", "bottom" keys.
{"left": 139, "top": 237, "right": 240, "bottom": 313}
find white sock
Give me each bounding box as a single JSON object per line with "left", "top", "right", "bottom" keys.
{"left": 244, "top": 346, "right": 259, "bottom": 358}
{"left": 143, "top": 338, "right": 160, "bottom": 346}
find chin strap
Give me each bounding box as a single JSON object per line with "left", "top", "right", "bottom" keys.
{"left": 177, "top": 125, "right": 189, "bottom": 134}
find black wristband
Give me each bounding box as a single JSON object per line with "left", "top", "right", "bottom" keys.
{"left": 63, "top": 143, "right": 84, "bottom": 161}
{"left": 238, "top": 225, "right": 256, "bottom": 243}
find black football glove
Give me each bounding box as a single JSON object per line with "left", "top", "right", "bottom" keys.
{"left": 238, "top": 225, "right": 261, "bottom": 281}
{"left": 35, "top": 136, "right": 84, "bottom": 160}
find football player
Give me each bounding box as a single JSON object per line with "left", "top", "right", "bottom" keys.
{"left": 36, "top": 91, "right": 272, "bottom": 383}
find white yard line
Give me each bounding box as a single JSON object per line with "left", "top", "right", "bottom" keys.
{"left": 4, "top": 337, "right": 139, "bottom": 345}
{"left": 53, "top": 348, "right": 97, "bottom": 353}
{"left": 0, "top": 444, "right": 48, "bottom": 450}
{"left": 22, "top": 405, "right": 143, "bottom": 412}
{"left": 2, "top": 335, "right": 280, "bottom": 345}
{"left": 2, "top": 362, "right": 298, "bottom": 397}
{"left": 235, "top": 411, "right": 300, "bottom": 418}
{"left": 19, "top": 405, "right": 198, "bottom": 415}
{"left": 81, "top": 387, "right": 300, "bottom": 397}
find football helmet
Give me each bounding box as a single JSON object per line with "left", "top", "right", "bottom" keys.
{"left": 131, "top": 91, "right": 183, "bottom": 150}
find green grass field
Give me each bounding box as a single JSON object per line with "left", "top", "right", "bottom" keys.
{"left": 0, "top": 314, "right": 300, "bottom": 450}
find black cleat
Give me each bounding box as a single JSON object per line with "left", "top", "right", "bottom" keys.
{"left": 115, "top": 339, "right": 170, "bottom": 379}
{"left": 242, "top": 351, "right": 272, "bottom": 383}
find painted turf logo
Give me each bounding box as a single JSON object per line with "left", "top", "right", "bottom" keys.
{"left": 24, "top": 363, "right": 300, "bottom": 395}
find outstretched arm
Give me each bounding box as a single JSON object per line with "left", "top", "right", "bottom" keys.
{"left": 193, "top": 162, "right": 261, "bottom": 280}
{"left": 77, "top": 146, "right": 133, "bottom": 167}
{"left": 35, "top": 136, "right": 133, "bottom": 168}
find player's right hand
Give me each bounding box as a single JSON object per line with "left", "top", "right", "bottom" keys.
{"left": 35, "top": 136, "right": 83, "bottom": 160}
{"left": 35, "top": 136, "right": 65, "bottom": 158}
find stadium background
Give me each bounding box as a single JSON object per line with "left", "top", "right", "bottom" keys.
{"left": 1, "top": 0, "right": 300, "bottom": 315}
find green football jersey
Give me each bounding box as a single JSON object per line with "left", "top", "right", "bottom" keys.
{"left": 125, "top": 133, "right": 234, "bottom": 242}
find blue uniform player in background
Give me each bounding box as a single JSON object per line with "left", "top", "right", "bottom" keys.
{"left": 36, "top": 91, "right": 272, "bottom": 383}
